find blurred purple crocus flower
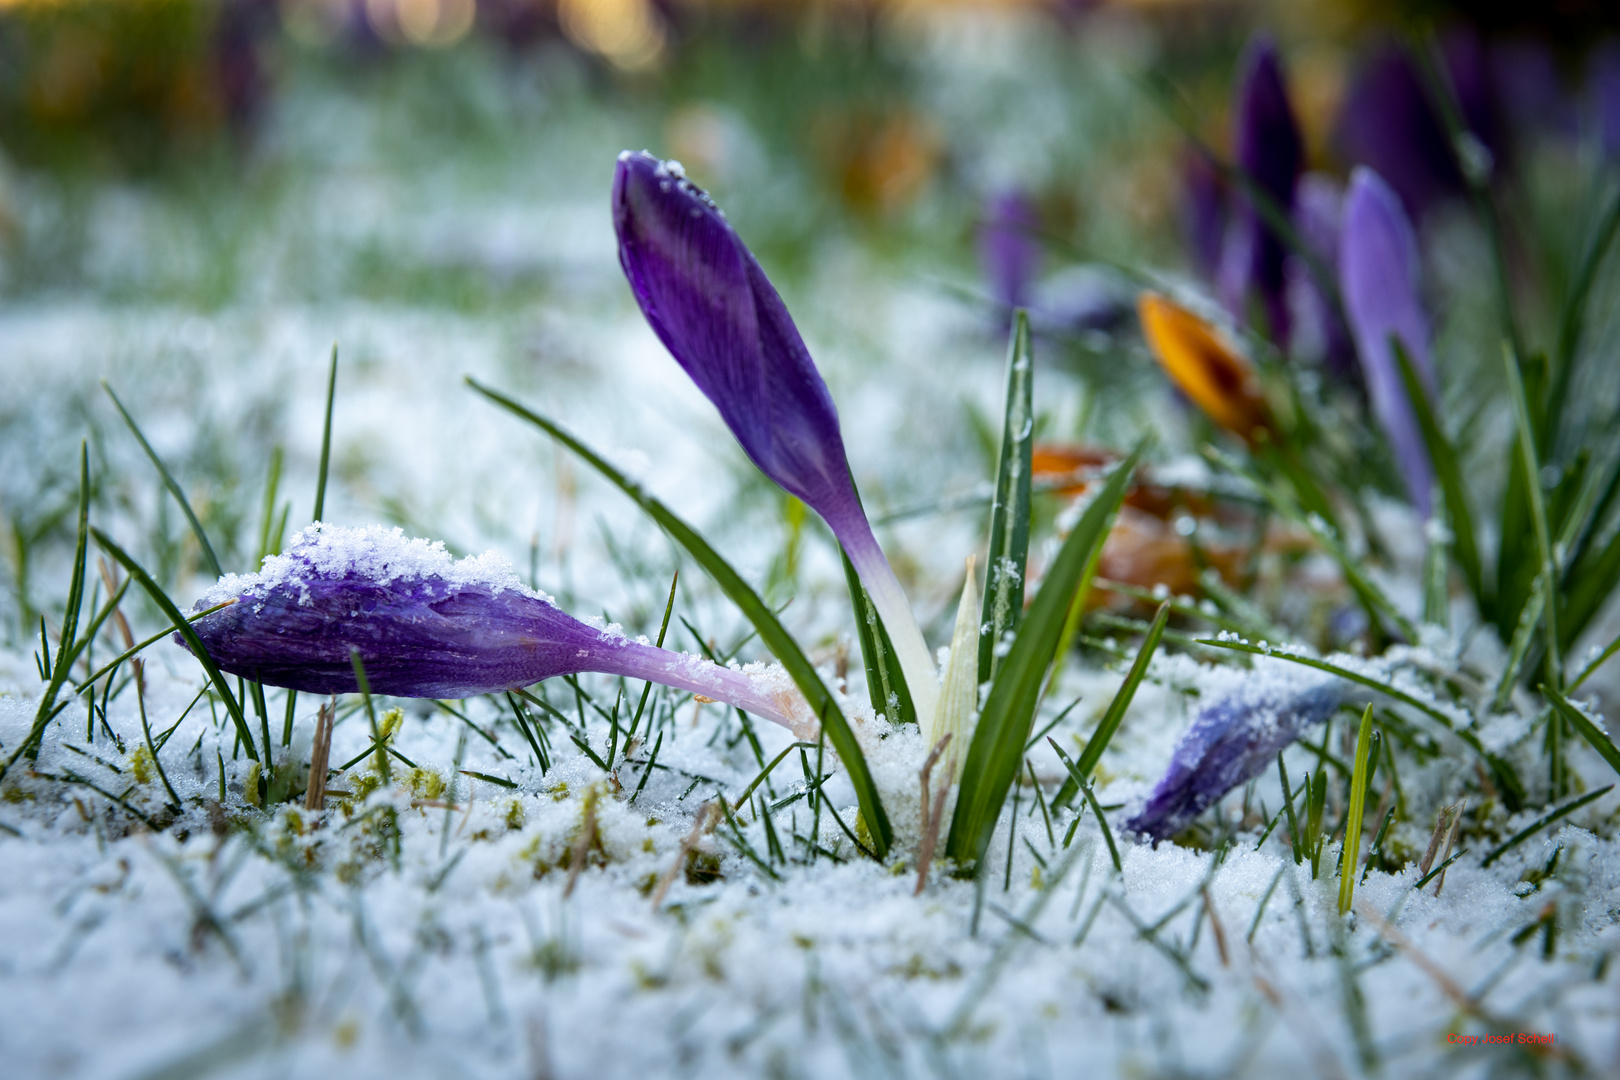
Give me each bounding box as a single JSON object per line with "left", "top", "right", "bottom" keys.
{"left": 978, "top": 190, "right": 1042, "bottom": 317}
{"left": 1290, "top": 173, "right": 1357, "bottom": 380}
{"left": 1336, "top": 36, "right": 1501, "bottom": 223}
{"left": 612, "top": 150, "right": 940, "bottom": 721}
{"left": 184, "top": 524, "right": 816, "bottom": 738}
{"left": 1340, "top": 167, "right": 1436, "bottom": 518}
{"left": 1219, "top": 34, "right": 1303, "bottom": 348}
{"left": 1126, "top": 674, "right": 1342, "bottom": 841}
{"left": 1590, "top": 42, "right": 1620, "bottom": 159}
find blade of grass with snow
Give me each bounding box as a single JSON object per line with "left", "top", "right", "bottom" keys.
{"left": 1542, "top": 685, "right": 1620, "bottom": 779}
{"left": 467, "top": 377, "right": 893, "bottom": 860}
{"left": 978, "top": 310, "right": 1034, "bottom": 687}
{"left": 91, "top": 528, "right": 259, "bottom": 763}
{"left": 1504, "top": 348, "right": 1561, "bottom": 688}
{"left": 840, "top": 548, "right": 915, "bottom": 727}
{"left": 1337, "top": 704, "right": 1374, "bottom": 914}
{"left": 945, "top": 443, "right": 1144, "bottom": 871}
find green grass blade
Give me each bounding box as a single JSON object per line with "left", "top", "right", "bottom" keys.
{"left": 90, "top": 528, "right": 258, "bottom": 763}
{"left": 104, "top": 383, "right": 222, "bottom": 579}
{"left": 1047, "top": 739, "right": 1121, "bottom": 874}
{"left": 314, "top": 345, "right": 338, "bottom": 522}
{"left": 1338, "top": 704, "right": 1374, "bottom": 914}
{"left": 840, "top": 547, "right": 915, "bottom": 726}
{"left": 1547, "top": 180, "right": 1620, "bottom": 433}
{"left": 1392, "top": 341, "right": 1483, "bottom": 611}
{"left": 944, "top": 443, "right": 1144, "bottom": 871}
{"left": 1072, "top": 600, "right": 1169, "bottom": 781}
{"left": 1570, "top": 629, "right": 1620, "bottom": 692}
{"left": 1503, "top": 348, "right": 1562, "bottom": 687}
{"left": 1480, "top": 783, "right": 1614, "bottom": 868}
{"left": 467, "top": 377, "right": 892, "bottom": 859}
{"left": 3, "top": 446, "right": 92, "bottom": 776}
{"left": 1202, "top": 446, "right": 1418, "bottom": 643}
{"left": 257, "top": 447, "right": 283, "bottom": 568}
{"left": 1543, "top": 685, "right": 1620, "bottom": 779}
{"left": 978, "top": 311, "right": 1035, "bottom": 687}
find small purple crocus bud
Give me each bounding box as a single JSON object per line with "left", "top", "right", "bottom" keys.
{"left": 978, "top": 190, "right": 1042, "bottom": 317}
{"left": 1125, "top": 674, "right": 1342, "bottom": 841}
{"left": 1221, "top": 34, "right": 1303, "bottom": 348}
{"left": 1340, "top": 167, "right": 1435, "bottom": 518}
{"left": 612, "top": 149, "right": 939, "bottom": 722}
{"left": 183, "top": 524, "right": 817, "bottom": 738}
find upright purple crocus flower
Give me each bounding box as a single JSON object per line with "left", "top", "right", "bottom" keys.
{"left": 612, "top": 150, "right": 940, "bottom": 722}
{"left": 183, "top": 524, "right": 817, "bottom": 737}
{"left": 1220, "top": 34, "right": 1302, "bottom": 348}
{"left": 1340, "top": 167, "right": 1436, "bottom": 518}
{"left": 1182, "top": 151, "right": 1228, "bottom": 282}
{"left": 1590, "top": 42, "right": 1620, "bottom": 160}
{"left": 1291, "top": 173, "right": 1357, "bottom": 380}
{"left": 1126, "top": 674, "right": 1341, "bottom": 841}
{"left": 978, "top": 190, "right": 1042, "bottom": 317}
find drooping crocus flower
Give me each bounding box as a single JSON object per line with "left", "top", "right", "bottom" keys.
{"left": 1219, "top": 34, "right": 1303, "bottom": 348}
{"left": 978, "top": 190, "right": 1042, "bottom": 317}
{"left": 612, "top": 150, "right": 939, "bottom": 722}
{"left": 1339, "top": 167, "right": 1435, "bottom": 518}
{"left": 183, "top": 524, "right": 818, "bottom": 738}
{"left": 1126, "top": 673, "right": 1341, "bottom": 841}
{"left": 1138, "top": 292, "right": 1272, "bottom": 443}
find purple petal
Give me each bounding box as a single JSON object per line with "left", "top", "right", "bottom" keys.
{"left": 978, "top": 190, "right": 1042, "bottom": 314}
{"left": 612, "top": 151, "right": 859, "bottom": 529}
{"left": 182, "top": 524, "right": 806, "bottom": 731}
{"left": 1125, "top": 676, "right": 1342, "bottom": 841}
{"left": 1290, "top": 173, "right": 1357, "bottom": 380}
{"left": 612, "top": 150, "right": 940, "bottom": 715}
{"left": 1224, "top": 34, "right": 1302, "bottom": 347}
{"left": 1182, "top": 150, "right": 1228, "bottom": 281}
{"left": 1340, "top": 167, "right": 1436, "bottom": 517}
{"left": 1590, "top": 41, "right": 1620, "bottom": 160}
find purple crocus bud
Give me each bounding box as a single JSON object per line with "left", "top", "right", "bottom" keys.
{"left": 612, "top": 150, "right": 939, "bottom": 721}
{"left": 1221, "top": 34, "right": 1303, "bottom": 348}
{"left": 1340, "top": 167, "right": 1435, "bottom": 518}
{"left": 978, "top": 190, "right": 1042, "bottom": 316}
{"left": 183, "top": 524, "right": 817, "bottom": 738}
{"left": 1125, "top": 674, "right": 1342, "bottom": 841}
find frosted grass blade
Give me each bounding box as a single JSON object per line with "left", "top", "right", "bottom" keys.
{"left": 978, "top": 311, "right": 1035, "bottom": 686}
{"left": 104, "top": 383, "right": 222, "bottom": 579}
{"left": 1543, "top": 685, "right": 1620, "bottom": 779}
{"left": 945, "top": 443, "right": 1144, "bottom": 871}
{"left": 468, "top": 378, "right": 892, "bottom": 859}
{"left": 1547, "top": 174, "right": 1620, "bottom": 429}
{"left": 91, "top": 528, "right": 259, "bottom": 763}
{"left": 1480, "top": 782, "right": 1614, "bottom": 868}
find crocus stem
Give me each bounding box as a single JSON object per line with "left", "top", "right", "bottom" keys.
{"left": 587, "top": 639, "right": 812, "bottom": 738}
{"left": 842, "top": 524, "right": 940, "bottom": 727}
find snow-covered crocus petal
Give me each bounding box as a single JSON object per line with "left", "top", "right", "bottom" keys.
{"left": 1340, "top": 166, "right": 1435, "bottom": 517}
{"left": 181, "top": 524, "right": 812, "bottom": 735}
{"left": 1125, "top": 676, "right": 1341, "bottom": 842}
{"left": 1223, "top": 34, "right": 1302, "bottom": 346}
{"left": 612, "top": 149, "right": 939, "bottom": 719}
{"left": 978, "top": 190, "right": 1041, "bottom": 314}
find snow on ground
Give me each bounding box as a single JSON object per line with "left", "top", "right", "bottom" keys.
{"left": 2, "top": 31, "right": 1619, "bottom": 1080}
